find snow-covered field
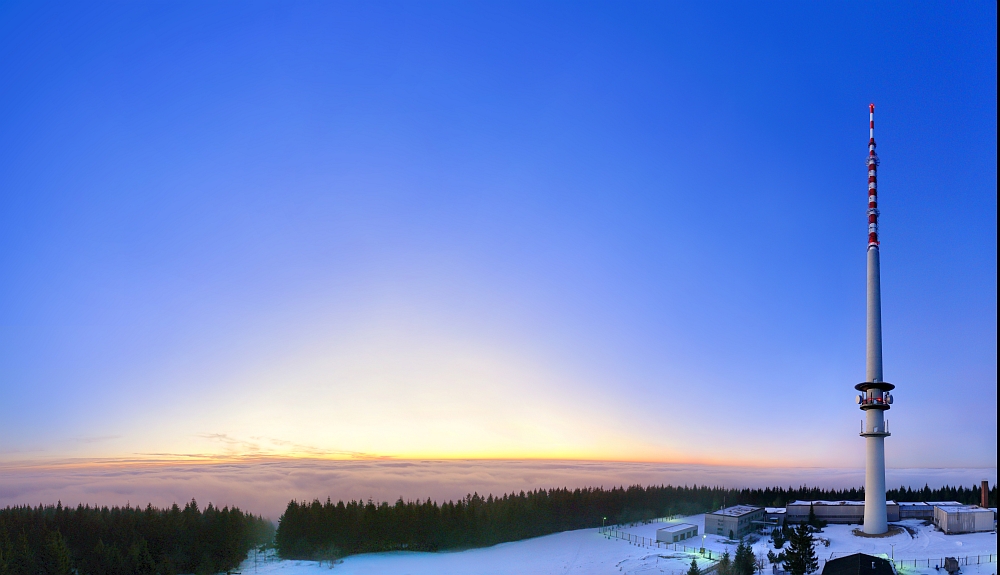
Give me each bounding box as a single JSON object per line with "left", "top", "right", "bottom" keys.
{"left": 236, "top": 515, "right": 997, "bottom": 575}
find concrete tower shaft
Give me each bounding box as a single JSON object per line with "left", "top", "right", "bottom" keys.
{"left": 855, "top": 103, "right": 894, "bottom": 535}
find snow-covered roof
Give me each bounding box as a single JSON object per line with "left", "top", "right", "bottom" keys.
{"left": 787, "top": 500, "right": 897, "bottom": 506}
{"left": 764, "top": 507, "right": 786, "bottom": 514}
{"left": 788, "top": 500, "right": 863, "bottom": 506}
{"left": 898, "top": 501, "right": 962, "bottom": 507}
{"left": 934, "top": 505, "right": 990, "bottom": 514}
{"left": 657, "top": 523, "right": 698, "bottom": 534}
{"left": 708, "top": 505, "right": 761, "bottom": 517}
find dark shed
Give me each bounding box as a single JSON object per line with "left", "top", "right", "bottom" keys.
{"left": 822, "top": 554, "right": 895, "bottom": 575}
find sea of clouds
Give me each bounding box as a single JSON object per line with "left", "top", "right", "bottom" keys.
{"left": 1, "top": 459, "right": 994, "bottom": 521}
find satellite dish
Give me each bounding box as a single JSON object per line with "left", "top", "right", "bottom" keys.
{"left": 856, "top": 395, "right": 863, "bottom": 404}
{"left": 887, "top": 394, "right": 893, "bottom": 404}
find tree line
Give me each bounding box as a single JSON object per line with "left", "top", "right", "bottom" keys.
{"left": 887, "top": 484, "right": 995, "bottom": 506}
{"left": 275, "top": 483, "right": 992, "bottom": 561}
{"left": 0, "top": 500, "right": 272, "bottom": 575}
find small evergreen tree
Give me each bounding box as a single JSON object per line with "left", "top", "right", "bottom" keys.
{"left": 771, "top": 527, "right": 785, "bottom": 549}
{"left": 718, "top": 550, "right": 732, "bottom": 575}
{"left": 807, "top": 504, "right": 826, "bottom": 529}
{"left": 126, "top": 538, "right": 157, "bottom": 575}
{"left": 783, "top": 524, "right": 818, "bottom": 575}
{"left": 41, "top": 531, "right": 73, "bottom": 575}
{"left": 782, "top": 523, "right": 794, "bottom": 541}
{"left": 11, "top": 532, "right": 37, "bottom": 575}
{"left": 734, "top": 540, "right": 756, "bottom": 575}
{"left": 0, "top": 527, "right": 11, "bottom": 575}
{"left": 687, "top": 558, "right": 701, "bottom": 575}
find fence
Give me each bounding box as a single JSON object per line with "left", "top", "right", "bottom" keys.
{"left": 600, "top": 526, "right": 716, "bottom": 560}
{"left": 602, "top": 525, "right": 996, "bottom": 575}
{"left": 826, "top": 552, "right": 996, "bottom": 564}
{"left": 888, "top": 555, "right": 995, "bottom": 570}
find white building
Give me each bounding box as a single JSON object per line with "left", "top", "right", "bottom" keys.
{"left": 785, "top": 500, "right": 899, "bottom": 524}
{"left": 898, "top": 501, "right": 961, "bottom": 520}
{"left": 765, "top": 507, "right": 786, "bottom": 527}
{"left": 656, "top": 523, "right": 699, "bottom": 543}
{"left": 704, "top": 505, "right": 764, "bottom": 539}
{"left": 933, "top": 505, "right": 994, "bottom": 534}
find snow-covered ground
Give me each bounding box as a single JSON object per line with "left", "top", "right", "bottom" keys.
{"left": 610, "top": 517, "right": 997, "bottom": 575}
{"left": 236, "top": 515, "right": 997, "bottom": 575}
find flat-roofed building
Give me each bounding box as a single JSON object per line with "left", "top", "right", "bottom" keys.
{"left": 898, "top": 501, "right": 961, "bottom": 520}
{"left": 656, "top": 523, "right": 699, "bottom": 543}
{"left": 785, "top": 501, "right": 899, "bottom": 524}
{"left": 704, "top": 505, "right": 764, "bottom": 539}
{"left": 765, "top": 508, "right": 786, "bottom": 527}
{"left": 933, "top": 505, "right": 994, "bottom": 534}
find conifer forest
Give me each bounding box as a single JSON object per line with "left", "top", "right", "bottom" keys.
{"left": 275, "top": 483, "right": 994, "bottom": 560}
{"left": 0, "top": 500, "right": 272, "bottom": 575}
{"left": 0, "top": 483, "right": 992, "bottom": 571}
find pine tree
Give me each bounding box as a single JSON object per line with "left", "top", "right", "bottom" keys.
{"left": 771, "top": 527, "right": 785, "bottom": 549}
{"left": 734, "top": 540, "right": 756, "bottom": 575}
{"left": 126, "top": 538, "right": 157, "bottom": 575}
{"left": 0, "top": 527, "right": 11, "bottom": 575}
{"left": 688, "top": 558, "right": 701, "bottom": 575}
{"left": 41, "top": 531, "right": 73, "bottom": 575}
{"left": 11, "top": 532, "right": 36, "bottom": 575}
{"left": 783, "top": 524, "right": 818, "bottom": 575}
{"left": 718, "top": 550, "right": 732, "bottom": 575}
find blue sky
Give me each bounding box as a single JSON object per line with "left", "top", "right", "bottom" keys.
{"left": 0, "top": 1, "right": 996, "bottom": 469}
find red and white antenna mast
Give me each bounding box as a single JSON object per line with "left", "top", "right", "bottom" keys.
{"left": 857, "top": 102, "right": 893, "bottom": 535}
{"left": 867, "top": 103, "right": 880, "bottom": 247}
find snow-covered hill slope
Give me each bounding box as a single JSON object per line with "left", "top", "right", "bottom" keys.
{"left": 237, "top": 515, "right": 997, "bottom": 575}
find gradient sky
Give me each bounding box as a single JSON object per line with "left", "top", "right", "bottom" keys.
{"left": 1, "top": 2, "right": 996, "bottom": 470}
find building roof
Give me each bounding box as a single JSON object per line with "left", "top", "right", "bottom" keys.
{"left": 657, "top": 523, "right": 698, "bottom": 534}
{"left": 934, "top": 505, "right": 990, "bottom": 514}
{"left": 898, "top": 501, "right": 962, "bottom": 507}
{"left": 765, "top": 508, "right": 786, "bottom": 514}
{"left": 788, "top": 500, "right": 863, "bottom": 507}
{"left": 708, "top": 505, "right": 762, "bottom": 517}
{"left": 788, "top": 500, "right": 897, "bottom": 507}
{"left": 821, "top": 554, "right": 895, "bottom": 575}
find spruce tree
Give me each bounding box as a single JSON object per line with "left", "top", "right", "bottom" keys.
{"left": 783, "top": 524, "right": 818, "bottom": 575}
{"left": 771, "top": 528, "right": 785, "bottom": 549}
{"left": 688, "top": 558, "right": 701, "bottom": 575}
{"left": 11, "top": 532, "right": 36, "bottom": 575}
{"left": 126, "top": 538, "right": 157, "bottom": 575}
{"left": 718, "top": 550, "right": 732, "bottom": 575}
{"left": 734, "top": 540, "right": 756, "bottom": 575}
{"left": 41, "top": 531, "right": 73, "bottom": 575}
{"left": 0, "top": 527, "right": 11, "bottom": 575}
